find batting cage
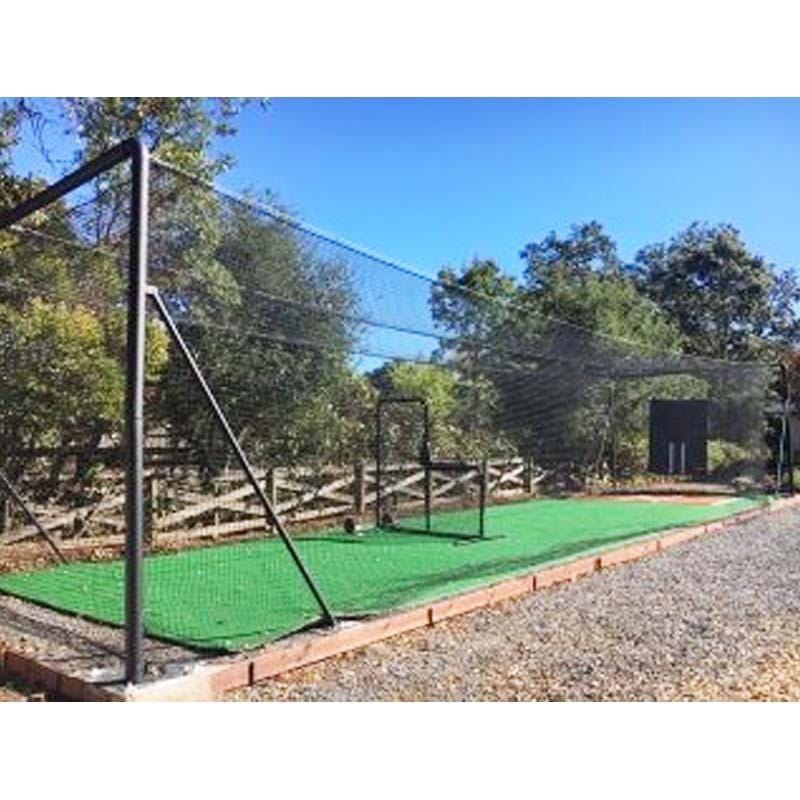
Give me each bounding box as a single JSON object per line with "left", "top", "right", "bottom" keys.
{"left": 0, "top": 140, "right": 792, "bottom": 684}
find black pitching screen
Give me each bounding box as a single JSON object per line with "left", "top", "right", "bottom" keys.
{"left": 649, "top": 399, "right": 709, "bottom": 476}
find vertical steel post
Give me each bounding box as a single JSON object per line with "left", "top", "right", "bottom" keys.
{"left": 375, "top": 404, "right": 382, "bottom": 529}
{"left": 608, "top": 383, "right": 617, "bottom": 483}
{"left": 125, "top": 141, "right": 149, "bottom": 685}
{"left": 787, "top": 377, "right": 795, "bottom": 495}
{"left": 354, "top": 460, "right": 365, "bottom": 517}
{"left": 779, "top": 363, "right": 795, "bottom": 496}
{"left": 423, "top": 402, "right": 432, "bottom": 532}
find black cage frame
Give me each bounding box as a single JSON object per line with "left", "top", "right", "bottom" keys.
{"left": 0, "top": 139, "right": 335, "bottom": 684}
{"left": 375, "top": 396, "right": 487, "bottom": 539}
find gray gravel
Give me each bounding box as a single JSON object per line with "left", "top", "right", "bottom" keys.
{"left": 230, "top": 507, "right": 800, "bottom": 701}
{"left": 0, "top": 594, "right": 202, "bottom": 689}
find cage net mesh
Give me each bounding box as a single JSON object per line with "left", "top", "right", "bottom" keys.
{"left": 375, "top": 398, "right": 489, "bottom": 538}
{"left": 0, "top": 154, "right": 786, "bottom": 657}
{"left": 0, "top": 164, "right": 133, "bottom": 623}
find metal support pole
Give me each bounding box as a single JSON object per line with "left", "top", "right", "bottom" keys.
{"left": 787, "top": 416, "right": 795, "bottom": 496}
{"left": 354, "top": 460, "right": 365, "bottom": 517}
{"left": 125, "top": 140, "right": 149, "bottom": 685}
{"left": 147, "top": 287, "right": 336, "bottom": 626}
{"left": 0, "top": 140, "right": 148, "bottom": 231}
{"left": 608, "top": 383, "right": 617, "bottom": 483}
{"left": 0, "top": 137, "right": 151, "bottom": 684}
{"left": 423, "top": 402, "right": 431, "bottom": 532}
{"left": 779, "top": 363, "right": 795, "bottom": 495}
{"left": 375, "top": 405, "right": 382, "bottom": 529}
{"left": 0, "top": 469, "right": 66, "bottom": 562}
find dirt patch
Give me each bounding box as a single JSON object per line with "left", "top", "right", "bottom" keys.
{"left": 599, "top": 493, "right": 736, "bottom": 506}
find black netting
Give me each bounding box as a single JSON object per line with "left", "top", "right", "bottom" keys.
{"left": 145, "top": 160, "right": 777, "bottom": 519}
{"left": 0, "top": 151, "right": 789, "bottom": 665}
{"left": 0, "top": 166, "right": 132, "bottom": 571}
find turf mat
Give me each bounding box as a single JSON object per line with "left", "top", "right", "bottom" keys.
{"left": 0, "top": 495, "right": 763, "bottom": 651}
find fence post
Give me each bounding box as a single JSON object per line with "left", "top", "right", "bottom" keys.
{"left": 145, "top": 473, "right": 159, "bottom": 546}
{"left": 212, "top": 480, "right": 221, "bottom": 541}
{"left": 353, "top": 460, "right": 365, "bottom": 518}
{"left": 264, "top": 468, "right": 278, "bottom": 531}
{"left": 479, "top": 459, "right": 488, "bottom": 537}
{"left": 524, "top": 456, "right": 535, "bottom": 494}
{"left": 0, "top": 495, "right": 9, "bottom": 534}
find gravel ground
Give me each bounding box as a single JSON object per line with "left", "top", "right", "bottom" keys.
{"left": 0, "top": 593, "right": 203, "bottom": 692}
{"left": 230, "top": 507, "right": 800, "bottom": 701}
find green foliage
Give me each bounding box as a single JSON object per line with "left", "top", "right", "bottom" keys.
{"left": 521, "top": 221, "right": 622, "bottom": 293}
{"left": 634, "top": 222, "right": 800, "bottom": 359}
{"left": 382, "top": 362, "right": 458, "bottom": 418}
{"left": 431, "top": 259, "right": 518, "bottom": 348}
{"left": 427, "top": 225, "right": 748, "bottom": 485}
{"left": 0, "top": 98, "right": 252, "bottom": 493}
{"left": 0, "top": 103, "right": 46, "bottom": 221}
{"left": 157, "top": 201, "right": 361, "bottom": 470}
{"left": 708, "top": 439, "right": 754, "bottom": 474}
{"left": 0, "top": 300, "right": 123, "bottom": 486}
{"left": 41, "top": 98, "right": 259, "bottom": 178}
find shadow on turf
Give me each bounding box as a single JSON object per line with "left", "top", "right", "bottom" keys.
{"left": 330, "top": 526, "right": 666, "bottom": 617}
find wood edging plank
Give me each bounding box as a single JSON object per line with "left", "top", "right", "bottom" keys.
{"left": 0, "top": 649, "right": 118, "bottom": 701}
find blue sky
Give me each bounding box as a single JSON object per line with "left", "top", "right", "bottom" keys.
{"left": 7, "top": 98, "right": 800, "bottom": 282}
{"left": 223, "top": 98, "right": 800, "bottom": 280}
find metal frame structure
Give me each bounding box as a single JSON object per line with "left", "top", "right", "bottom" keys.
{"left": 375, "top": 397, "right": 432, "bottom": 531}
{"left": 0, "top": 139, "right": 335, "bottom": 684}
{"left": 375, "top": 396, "right": 487, "bottom": 538}
{"left": 0, "top": 468, "right": 66, "bottom": 562}
{"left": 146, "top": 287, "right": 336, "bottom": 624}
{"left": 2, "top": 141, "right": 789, "bottom": 685}
{"left": 777, "top": 362, "right": 795, "bottom": 494}
{"left": 0, "top": 139, "right": 149, "bottom": 683}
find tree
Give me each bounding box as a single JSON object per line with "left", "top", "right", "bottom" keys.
{"left": 431, "top": 259, "right": 518, "bottom": 345}
{"left": 0, "top": 99, "right": 265, "bottom": 498}
{"left": 633, "top": 222, "right": 800, "bottom": 359}
{"left": 429, "top": 229, "right": 696, "bottom": 481}
{"left": 1, "top": 103, "right": 46, "bottom": 217}
{"left": 428, "top": 260, "right": 517, "bottom": 455}
{"left": 5, "top": 97, "right": 261, "bottom": 178}
{"left": 157, "top": 201, "right": 362, "bottom": 471}
{"left": 0, "top": 216, "right": 169, "bottom": 491}
{"left": 0, "top": 104, "right": 25, "bottom": 207}
{"left": 511, "top": 264, "right": 691, "bottom": 480}
{"left": 521, "top": 221, "right": 622, "bottom": 297}
{"left": 0, "top": 300, "right": 123, "bottom": 490}
{"left": 369, "top": 360, "right": 466, "bottom": 461}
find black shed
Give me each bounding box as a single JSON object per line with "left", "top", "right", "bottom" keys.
{"left": 648, "top": 399, "right": 709, "bottom": 476}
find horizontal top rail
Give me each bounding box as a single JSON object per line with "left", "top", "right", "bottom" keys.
{"left": 0, "top": 138, "right": 145, "bottom": 231}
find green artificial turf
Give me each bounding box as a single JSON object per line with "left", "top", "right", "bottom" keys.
{"left": 0, "top": 494, "right": 764, "bottom": 651}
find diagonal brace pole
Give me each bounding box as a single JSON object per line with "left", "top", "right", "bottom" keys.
{"left": 0, "top": 468, "right": 66, "bottom": 563}
{"left": 146, "top": 286, "right": 336, "bottom": 627}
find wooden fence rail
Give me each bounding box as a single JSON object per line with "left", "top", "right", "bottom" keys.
{"left": 1, "top": 457, "right": 541, "bottom": 546}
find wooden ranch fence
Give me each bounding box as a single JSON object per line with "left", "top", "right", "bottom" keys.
{"left": 1, "top": 457, "right": 543, "bottom": 547}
